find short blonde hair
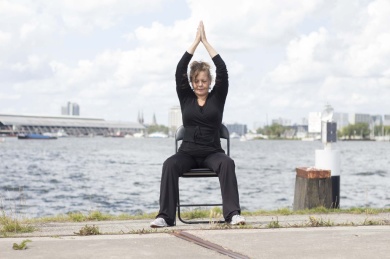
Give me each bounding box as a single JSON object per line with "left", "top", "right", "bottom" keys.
{"left": 189, "top": 61, "right": 212, "bottom": 83}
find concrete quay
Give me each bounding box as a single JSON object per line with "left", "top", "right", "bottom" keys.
{"left": 1, "top": 213, "right": 389, "bottom": 259}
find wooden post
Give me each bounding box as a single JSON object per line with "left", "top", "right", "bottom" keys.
{"left": 293, "top": 167, "right": 332, "bottom": 211}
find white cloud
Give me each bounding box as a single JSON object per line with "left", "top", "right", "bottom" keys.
{"left": 1, "top": 0, "right": 390, "bottom": 127}
{"left": 0, "top": 93, "right": 20, "bottom": 100}
{"left": 0, "top": 1, "right": 32, "bottom": 18}
{"left": 56, "top": 0, "right": 164, "bottom": 31}
{"left": 257, "top": 0, "right": 390, "bottom": 122}
{"left": 189, "top": 0, "right": 323, "bottom": 49}
{"left": 11, "top": 55, "right": 45, "bottom": 72}
{"left": 268, "top": 28, "right": 329, "bottom": 84}
{"left": 0, "top": 30, "right": 11, "bottom": 45}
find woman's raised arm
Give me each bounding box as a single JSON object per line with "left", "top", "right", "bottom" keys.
{"left": 187, "top": 22, "right": 201, "bottom": 54}
{"left": 199, "top": 21, "right": 218, "bottom": 58}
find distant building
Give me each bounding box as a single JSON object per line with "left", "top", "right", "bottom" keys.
{"left": 310, "top": 111, "right": 364, "bottom": 132}
{"left": 349, "top": 113, "right": 371, "bottom": 125}
{"left": 152, "top": 113, "right": 157, "bottom": 125}
{"left": 309, "top": 111, "right": 348, "bottom": 134}
{"left": 168, "top": 106, "right": 182, "bottom": 134}
{"left": 333, "top": 112, "right": 349, "bottom": 129}
{"left": 72, "top": 103, "right": 80, "bottom": 116}
{"left": 308, "top": 112, "right": 321, "bottom": 133}
{"left": 225, "top": 123, "right": 247, "bottom": 136}
{"left": 384, "top": 115, "right": 390, "bottom": 126}
{"left": 294, "top": 125, "right": 309, "bottom": 139}
{"left": 371, "top": 115, "right": 383, "bottom": 126}
{"left": 286, "top": 124, "right": 308, "bottom": 139}
{"left": 61, "top": 102, "right": 80, "bottom": 116}
{"left": 61, "top": 106, "right": 67, "bottom": 115}
{"left": 137, "top": 111, "right": 144, "bottom": 124}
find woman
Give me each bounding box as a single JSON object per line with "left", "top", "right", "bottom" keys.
{"left": 150, "top": 21, "right": 245, "bottom": 227}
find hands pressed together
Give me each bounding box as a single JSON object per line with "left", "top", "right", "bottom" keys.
{"left": 188, "top": 20, "right": 217, "bottom": 58}
{"left": 195, "top": 20, "right": 208, "bottom": 44}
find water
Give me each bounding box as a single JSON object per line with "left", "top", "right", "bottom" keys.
{"left": 1, "top": 137, "right": 389, "bottom": 217}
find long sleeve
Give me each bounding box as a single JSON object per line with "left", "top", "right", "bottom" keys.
{"left": 175, "top": 52, "right": 194, "bottom": 105}
{"left": 211, "top": 54, "right": 229, "bottom": 103}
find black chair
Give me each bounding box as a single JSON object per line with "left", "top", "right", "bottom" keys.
{"left": 175, "top": 124, "right": 230, "bottom": 224}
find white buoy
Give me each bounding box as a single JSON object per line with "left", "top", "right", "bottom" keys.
{"left": 315, "top": 144, "right": 340, "bottom": 176}
{"left": 315, "top": 105, "right": 341, "bottom": 208}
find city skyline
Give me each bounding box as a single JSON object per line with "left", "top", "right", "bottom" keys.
{"left": 61, "top": 101, "right": 80, "bottom": 116}
{"left": 2, "top": 105, "right": 388, "bottom": 131}
{"left": 1, "top": 1, "right": 389, "bottom": 128}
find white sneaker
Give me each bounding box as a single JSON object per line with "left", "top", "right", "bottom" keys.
{"left": 230, "top": 215, "right": 246, "bottom": 225}
{"left": 150, "top": 218, "right": 168, "bottom": 228}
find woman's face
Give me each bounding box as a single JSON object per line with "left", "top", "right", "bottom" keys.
{"left": 192, "top": 71, "right": 211, "bottom": 98}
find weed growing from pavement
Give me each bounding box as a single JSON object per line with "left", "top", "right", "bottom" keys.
{"left": 308, "top": 216, "right": 334, "bottom": 227}
{"left": 128, "top": 228, "right": 174, "bottom": 234}
{"left": 129, "top": 228, "right": 158, "bottom": 234}
{"left": 74, "top": 225, "right": 101, "bottom": 236}
{"left": 208, "top": 222, "right": 256, "bottom": 230}
{"left": 362, "top": 218, "right": 388, "bottom": 226}
{"left": 12, "top": 239, "right": 32, "bottom": 250}
{"left": 267, "top": 217, "right": 281, "bottom": 228}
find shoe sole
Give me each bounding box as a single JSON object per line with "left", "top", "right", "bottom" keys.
{"left": 150, "top": 224, "right": 166, "bottom": 228}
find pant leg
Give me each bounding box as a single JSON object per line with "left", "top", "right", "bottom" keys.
{"left": 202, "top": 152, "right": 241, "bottom": 222}
{"left": 157, "top": 152, "right": 197, "bottom": 226}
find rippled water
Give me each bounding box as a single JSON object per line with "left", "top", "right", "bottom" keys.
{"left": 1, "top": 137, "right": 389, "bottom": 217}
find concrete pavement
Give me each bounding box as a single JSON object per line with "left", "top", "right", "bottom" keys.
{"left": 1, "top": 213, "right": 389, "bottom": 258}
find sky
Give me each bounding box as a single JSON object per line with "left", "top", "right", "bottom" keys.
{"left": 0, "top": 0, "right": 389, "bottom": 129}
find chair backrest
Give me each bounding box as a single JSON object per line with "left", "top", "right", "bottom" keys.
{"left": 175, "top": 125, "right": 230, "bottom": 156}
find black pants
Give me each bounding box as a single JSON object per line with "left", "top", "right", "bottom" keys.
{"left": 156, "top": 151, "right": 241, "bottom": 226}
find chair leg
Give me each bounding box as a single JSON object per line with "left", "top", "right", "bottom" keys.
{"left": 177, "top": 178, "right": 225, "bottom": 224}
{"left": 177, "top": 203, "right": 225, "bottom": 224}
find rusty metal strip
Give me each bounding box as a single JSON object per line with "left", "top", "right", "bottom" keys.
{"left": 172, "top": 231, "right": 250, "bottom": 259}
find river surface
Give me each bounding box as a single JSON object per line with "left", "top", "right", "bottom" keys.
{"left": 1, "top": 137, "right": 389, "bottom": 217}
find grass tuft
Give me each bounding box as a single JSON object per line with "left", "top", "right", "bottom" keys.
{"left": 209, "top": 207, "right": 223, "bottom": 224}
{"left": 12, "top": 239, "right": 32, "bottom": 250}
{"left": 74, "top": 225, "right": 101, "bottom": 236}
{"left": 129, "top": 228, "right": 158, "bottom": 234}
{"left": 308, "top": 216, "right": 334, "bottom": 227}
{"left": 68, "top": 212, "right": 85, "bottom": 222}
{"left": 35, "top": 211, "right": 159, "bottom": 223}
{"left": 267, "top": 217, "right": 282, "bottom": 228}
{"left": 0, "top": 213, "right": 35, "bottom": 235}
{"left": 181, "top": 209, "right": 209, "bottom": 220}
{"left": 362, "top": 218, "right": 386, "bottom": 226}
{"left": 3, "top": 206, "right": 390, "bottom": 226}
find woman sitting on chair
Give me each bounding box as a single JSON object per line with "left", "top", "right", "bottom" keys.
{"left": 150, "top": 21, "right": 245, "bottom": 227}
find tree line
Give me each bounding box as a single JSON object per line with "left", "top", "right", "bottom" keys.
{"left": 256, "top": 122, "right": 390, "bottom": 140}
{"left": 147, "top": 122, "right": 390, "bottom": 140}
{"left": 339, "top": 123, "right": 390, "bottom": 140}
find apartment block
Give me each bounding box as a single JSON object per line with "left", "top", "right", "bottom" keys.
{"left": 348, "top": 113, "right": 371, "bottom": 125}
{"left": 168, "top": 106, "right": 182, "bottom": 133}
{"left": 226, "top": 123, "right": 247, "bottom": 136}
{"left": 61, "top": 102, "right": 80, "bottom": 116}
